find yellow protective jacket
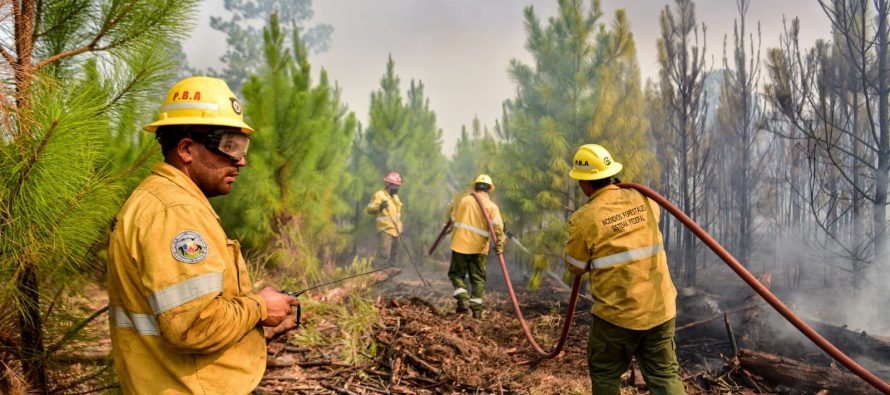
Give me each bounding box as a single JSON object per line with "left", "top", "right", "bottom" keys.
{"left": 564, "top": 184, "right": 677, "bottom": 330}
{"left": 445, "top": 189, "right": 471, "bottom": 222}
{"left": 366, "top": 189, "right": 403, "bottom": 237}
{"left": 450, "top": 192, "right": 505, "bottom": 255}
{"left": 107, "top": 162, "right": 267, "bottom": 395}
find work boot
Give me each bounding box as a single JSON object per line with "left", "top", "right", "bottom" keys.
{"left": 472, "top": 310, "right": 483, "bottom": 319}
{"left": 455, "top": 302, "right": 469, "bottom": 314}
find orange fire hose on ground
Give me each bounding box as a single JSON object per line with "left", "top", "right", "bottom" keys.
{"left": 461, "top": 184, "right": 889, "bottom": 393}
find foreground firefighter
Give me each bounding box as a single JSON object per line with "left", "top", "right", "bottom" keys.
{"left": 564, "top": 144, "right": 685, "bottom": 394}
{"left": 367, "top": 171, "right": 403, "bottom": 266}
{"left": 107, "top": 76, "right": 298, "bottom": 394}
{"left": 448, "top": 174, "right": 505, "bottom": 319}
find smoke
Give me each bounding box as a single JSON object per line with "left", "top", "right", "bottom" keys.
{"left": 763, "top": 223, "right": 890, "bottom": 338}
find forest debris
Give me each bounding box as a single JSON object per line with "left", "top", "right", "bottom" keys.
{"left": 737, "top": 348, "right": 881, "bottom": 394}
{"left": 376, "top": 337, "right": 443, "bottom": 378}
{"left": 264, "top": 268, "right": 402, "bottom": 339}
{"left": 318, "top": 268, "right": 402, "bottom": 303}
{"left": 724, "top": 313, "right": 740, "bottom": 361}
{"left": 676, "top": 303, "right": 763, "bottom": 332}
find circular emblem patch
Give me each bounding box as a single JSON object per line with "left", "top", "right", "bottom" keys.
{"left": 230, "top": 97, "right": 242, "bottom": 115}
{"left": 171, "top": 231, "right": 208, "bottom": 264}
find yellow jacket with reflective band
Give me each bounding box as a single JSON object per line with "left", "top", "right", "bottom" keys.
{"left": 366, "top": 189, "right": 403, "bottom": 237}
{"left": 450, "top": 192, "right": 505, "bottom": 255}
{"left": 564, "top": 184, "right": 677, "bottom": 330}
{"left": 107, "top": 162, "right": 267, "bottom": 395}
{"left": 445, "top": 189, "right": 472, "bottom": 222}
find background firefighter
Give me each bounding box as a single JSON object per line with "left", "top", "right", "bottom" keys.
{"left": 564, "top": 144, "right": 684, "bottom": 395}
{"left": 106, "top": 76, "right": 298, "bottom": 395}
{"left": 367, "top": 171, "right": 403, "bottom": 267}
{"left": 448, "top": 174, "right": 505, "bottom": 319}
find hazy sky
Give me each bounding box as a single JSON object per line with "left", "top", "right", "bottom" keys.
{"left": 183, "top": 0, "right": 830, "bottom": 155}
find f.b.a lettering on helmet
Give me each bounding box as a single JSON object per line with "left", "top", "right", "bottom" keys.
{"left": 569, "top": 144, "right": 623, "bottom": 181}
{"left": 143, "top": 76, "right": 254, "bottom": 134}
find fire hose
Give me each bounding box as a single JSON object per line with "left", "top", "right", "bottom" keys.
{"left": 470, "top": 192, "right": 583, "bottom": 358}
{"left": 468, "top": 184, "right": 890, "bottom": 393}
{"left": 618, "top": 182, "right": 890, "bottom": 394}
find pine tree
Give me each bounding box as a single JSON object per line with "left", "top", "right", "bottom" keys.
{"left": 398, "top": 81, "right": 448, "bottom": 248}
{"left": 449, "top": 116, "right": 498, "bottom": 194}
{"left": 497, "top": 0, "right": 653, "bottom": 279}
{"left": 713, "top": 0, "right": 767, "bottom": 267}
{"left": 354, "top": 57, "right": 448, "bottom": 256}
{"left": 0, "top": 1, "right": 199, "bottom": 392}
{"left": 209, "top": 0, "right": 333, "bottom": 93}
{"left": 656, "top": 0, "right": 710, "bottom": 286}
{"left": 215, "top": 12, "right": 356, "bottom": 283}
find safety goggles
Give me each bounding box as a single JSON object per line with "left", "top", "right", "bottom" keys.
{"left": 189, "top": 128, "right": 251, "bottom": 162}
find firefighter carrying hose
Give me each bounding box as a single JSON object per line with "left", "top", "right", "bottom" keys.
{"left": 564, "top": 144, "right": 685, "bottom": 394}
{"left": 106, "top": 76, "right": 298, "bottom": 394}
{"left": 367, "top": 171, "right": 403, "bottom": 267}
{"left": 448, "top": 174, "right": 505, "bottom": 319}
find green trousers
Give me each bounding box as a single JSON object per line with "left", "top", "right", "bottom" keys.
{"left": 587, "top": 317, "right": 685, "bottom": 395}
{"left": 448, "top": 251, "right": 487, "bottom": 312}
{"left": 375, "top": 232, "right": 398, "bottom": 266}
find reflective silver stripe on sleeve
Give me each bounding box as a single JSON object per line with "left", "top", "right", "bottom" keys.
{"left": 565, "top": 254, "right": 589, "bottom": 270}
{"left": 453, "top": 288, "right": 467, "bottom": 296}
{"left": 469, "top": 298, "right": 483, "bottom": 306}
{"left": 112, "top": 306, "right": 159, "bottom": 336}
{"left": 160, "top": 102, "right": 219, "bottom": 112}
{"left": 147, "top": 272, "right": 223, "bottom": 315}
{"left": 592, "top": 244, "right": 664, "bottom": 270}
{"left": 453, "top": 222, "right": 490, "bottom": 237}
{"left": 376, "top": 215, "right": 401, "bottom": 222}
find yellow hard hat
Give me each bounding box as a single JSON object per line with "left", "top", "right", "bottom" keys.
{"left": 143, "top": 76, "right": 254, "bottom": 133}
{"left": 473, "top": 174, "right": 495, "bottom": 191}
{"left": 569, "top": 144, "right": 623, "bottom": 180}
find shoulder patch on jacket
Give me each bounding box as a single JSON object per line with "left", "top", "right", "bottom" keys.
{"left": 171, "top": 231, "right": 208, "bottom": 264}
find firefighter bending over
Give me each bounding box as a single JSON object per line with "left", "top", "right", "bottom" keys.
{"left": 564, "top": 144, "right": 685, "bottom": 395}
{"left": 448, "top": 174, "right": 505, "bottom": 319}
{"left": 367, "top": 171, "right": 403, "bottom": 267}
{"left": 107, "top": 76, "right": 298, "bottom": 394}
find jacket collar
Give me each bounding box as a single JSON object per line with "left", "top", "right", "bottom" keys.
{"left": 151, "top": 162, "right": 220, "bottom": 221}
{"left": 588, "top": 184, "right": 620, "bottom": 202}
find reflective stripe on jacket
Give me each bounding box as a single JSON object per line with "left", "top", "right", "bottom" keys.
{"left": 107, "top": 162, "right": 267, "bottom": 395}
{"left": 366, "top": 189, "right": 403, "bottom": 236}
{"left": 564, "top": 184, "right": 677, "bottom": 330}
{"left": 450, "top": 192, "right": 505, "bottom": 255}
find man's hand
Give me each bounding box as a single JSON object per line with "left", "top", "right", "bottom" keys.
{"left": 258, "top": 287, "right": 299, "bottom": 327}
{"left": 379, "top": 200, "right": 389, "bottom": 210}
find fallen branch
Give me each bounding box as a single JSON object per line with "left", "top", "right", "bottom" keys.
{"left": 676, "top": 303, "right": 763, "bottom": 332}
{"left": 738, "top": 348, "right": 880, "bottom": 394}
{"left": 265, "top": 268, "right": 402, "bottom": 339}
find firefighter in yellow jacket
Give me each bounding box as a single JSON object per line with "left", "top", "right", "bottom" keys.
{"left": 366, "top": 171, "right": 403, "bottom": 266}
{"left": 107, "top": 76, "right": 299, "bottom": 395}
{"left": 564, "top": 144, "right": 684, "bottom": 394}
{"left": 449, "top": 174, "right": 505, "bottom": 319}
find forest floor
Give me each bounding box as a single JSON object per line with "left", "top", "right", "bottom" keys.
{"left": 54, "top": 256, "right": 889, "bottom": 394}
{"left": 255, "top": 259, "right": 764, "bottom": 395}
